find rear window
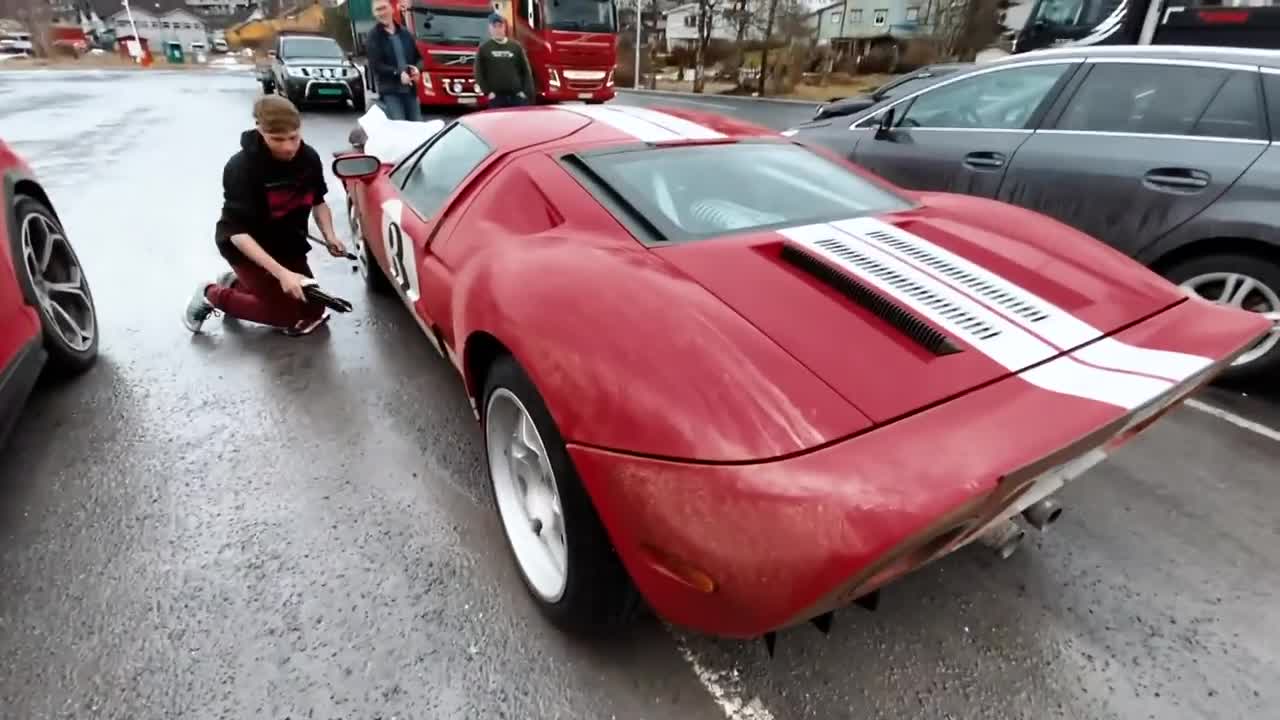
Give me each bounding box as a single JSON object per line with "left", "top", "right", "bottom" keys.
{"left": 566, "top": 142, "right": 913, "bottom": 243}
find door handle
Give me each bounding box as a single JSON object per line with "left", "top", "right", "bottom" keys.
{"left": 963, "top": 151, "right": 1006, "bottom": 169}
{"left": 1143, "top": 168, "right": 1210, "bottom": 190}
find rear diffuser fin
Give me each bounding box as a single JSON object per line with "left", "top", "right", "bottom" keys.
{"left": 780, "top": 243, "right": 963, "bottom": 357}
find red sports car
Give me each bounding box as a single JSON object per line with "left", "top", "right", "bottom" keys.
{"left": 333, "top": 105, "right": 1270, "bottom": 642}
{"left": 0, "top": 139, "right": 99, "bottom": 447}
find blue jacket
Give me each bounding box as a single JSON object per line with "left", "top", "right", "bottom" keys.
{"left": 366, "top": 22, "right": 422, "bottom": 94}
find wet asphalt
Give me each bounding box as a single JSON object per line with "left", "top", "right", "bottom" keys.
{"left": 0, "top": 67, "right": 1277, "bottom": 720}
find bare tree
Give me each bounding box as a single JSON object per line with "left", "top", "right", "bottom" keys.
{"left": 1, "top": 0, "right": 56, "bottom": 57}
{"left": 692, "top": 0, "right": 720, "bottom": 93}
{"left": 755, "top": 0, "right": 779, "bottom": 96}
{"left": 921, "top": 0, "right": 1006, "bottom": 61}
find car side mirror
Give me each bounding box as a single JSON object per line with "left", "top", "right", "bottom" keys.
{"left": 332, "top": 154, "right": 382, "bottom": 180}
{"left": 874, "top": 107, "right": 896, "bottom": 140}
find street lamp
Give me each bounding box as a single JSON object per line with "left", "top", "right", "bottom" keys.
{"left": 633, "top": 0, "right": 641, "bottom": 89}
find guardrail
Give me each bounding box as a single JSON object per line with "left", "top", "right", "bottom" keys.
{"left": 617, "top": 87, "right": 821, "bottom": 108}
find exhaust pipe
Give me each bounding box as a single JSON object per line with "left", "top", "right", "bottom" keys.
{"left": 977, "top": 520, "right": 1025, "bottom": 560}
{"left": 1022, "top": 498, "right": 1063, "bottom": 531}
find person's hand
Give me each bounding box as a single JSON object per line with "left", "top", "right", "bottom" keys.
{"left": 401, "top": 70, "right": 412, "bottom": 86}
{"left": 277, "top": 270, "right": 309, "bottom": 302}
{"left": 326, "top": 237, "right": 347, "bottom": 258}
{"left": 487, "top": 92, "right": 495, "bottom": 101}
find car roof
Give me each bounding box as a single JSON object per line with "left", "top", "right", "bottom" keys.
{"left": 457, "top": 104, "right": 780, "bottom": 155}
{"left": 996, "top": 44, "right": 1280, "bottom": 69}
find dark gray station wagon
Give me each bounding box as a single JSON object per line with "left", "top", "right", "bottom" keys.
{"left": 787, "top": 45, "right": 1280, "bottom": 383}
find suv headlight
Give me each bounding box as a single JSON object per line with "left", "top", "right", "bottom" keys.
{"left": 286, "top": 66, "right": 306, "bottom": 78}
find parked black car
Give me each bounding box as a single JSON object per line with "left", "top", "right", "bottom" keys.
{"left": 786, "top": 45, "right": 1280, "bottom": 382}
{"left": 812, "top": 63, "right": 972, "bottom": 121}
{"left": 260, "top": 32, "right": 366, "bottom": 113}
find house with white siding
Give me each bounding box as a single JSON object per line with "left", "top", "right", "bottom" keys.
{"left": 108, "top": 7, "right": 210, "bottom": 51}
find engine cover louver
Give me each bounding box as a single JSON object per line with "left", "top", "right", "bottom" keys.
{"left": 780, "top": 243, "right": 963, "bottom": 357}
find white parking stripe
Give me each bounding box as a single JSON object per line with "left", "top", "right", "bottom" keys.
{"left": 833, "top": 217, "right": 1214, "bottom": 383}
{"left": 674, "top": 632, "right": 776, "bottom": 720}
{"left": 780, "top": 223, "right": 1175, "bottom": 410}
{"left": 1186, "top": 400, "right": 1280, "bottom": 442}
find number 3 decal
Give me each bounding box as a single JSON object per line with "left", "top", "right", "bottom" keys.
{"left": 380, "top": 198, "right": 421, "bottom": 303}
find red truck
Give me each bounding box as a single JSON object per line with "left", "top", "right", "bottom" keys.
{"left": 398, "top": 0, "right": 618, "bottom": 108}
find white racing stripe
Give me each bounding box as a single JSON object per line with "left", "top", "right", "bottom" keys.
{"left": 779, "top": 224, "right": 1175, "bottom": 410}
{"left": 831, "top": 216, "right": 1214, "bottom": 383}
{"left": 609, "top": 104, "right": 727, "bottom": 140}
{"left": 558, "top": 103, "right": 725, "bottom": 143}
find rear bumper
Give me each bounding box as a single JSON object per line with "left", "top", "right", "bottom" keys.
{"left": 568, "top": 297, "right": 1269, "bottom": 638}
{"left": 0, "top": 338, "right": 45, "bottom": 450}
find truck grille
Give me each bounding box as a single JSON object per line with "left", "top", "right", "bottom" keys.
{"left": 428, "top": 52, "right": 475, "bottom": 67}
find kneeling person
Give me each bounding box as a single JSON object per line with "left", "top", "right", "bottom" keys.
{"left": 184, "top": 96, "right": 347, "bottom": 336}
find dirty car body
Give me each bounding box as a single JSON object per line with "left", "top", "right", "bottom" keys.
{"left": 332, "top": 103, "right": 1270, "bottom": 640}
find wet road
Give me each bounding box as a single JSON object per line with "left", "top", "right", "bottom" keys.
{"left": 1, "top": 67, "right": 1278, "bottom": 720}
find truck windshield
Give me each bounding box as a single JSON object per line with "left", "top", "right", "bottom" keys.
{"left": 1026, "top": 0, "right": 1125, "bottom": 32}
{"left": 545, "top": 0, "right": 617, "bottom": 32}
{"left": 281, "top": 37, "right": 345, "bottom": 59}
{"left": 411, "top": 8, "right": 489, "bottom": 45}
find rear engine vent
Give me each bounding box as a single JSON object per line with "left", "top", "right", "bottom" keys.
{"left": 781, "top": 243, "right": 963, "bottom": 357}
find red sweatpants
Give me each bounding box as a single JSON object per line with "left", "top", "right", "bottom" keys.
{"left": 205, "top": 255, "right": 325, "bottom": 328}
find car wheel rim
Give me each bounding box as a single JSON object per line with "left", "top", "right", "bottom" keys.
{"left": 348, "top": 196, "right": 370, "bottom": 280}
{"left": 1180, "top": 271, "right": 1280, "bottom": 367}
{"left": 19, "top": 209, "right": 95, "bottom": 353}
{"left": 485, "top": 388, "right": 568, "bottom": 603}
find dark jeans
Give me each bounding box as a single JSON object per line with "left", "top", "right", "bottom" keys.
{"left": 205, "top": 255, "right": 324, "bottom": 328}
{"left": 489, "top": 93, "right": 531, "bottom": 109}
{"left": 380, "top": 90, "right": 423, "bottom": 121}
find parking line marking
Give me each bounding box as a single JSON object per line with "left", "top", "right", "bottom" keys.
{"left": 1185, "top": 399, "right": 1280, "bottom": 443}
{"left": 673, "top": 632, "right": 776, "bottom": 720}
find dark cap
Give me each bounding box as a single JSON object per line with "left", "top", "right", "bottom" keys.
{"left": 487, "top": 11, "right": 506, "bottom": 25}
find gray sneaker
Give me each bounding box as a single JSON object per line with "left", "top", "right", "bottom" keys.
{"left": 182, "top": 282, "right": 218, "bottom": 333}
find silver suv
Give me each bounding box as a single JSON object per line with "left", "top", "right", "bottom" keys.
{"left": 787, "top": 45, "right": 1280, "bottom": 383}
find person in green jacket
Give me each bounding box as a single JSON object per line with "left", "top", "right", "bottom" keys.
{"left": 475, "top": 13, "right": 535, "bottom": 108}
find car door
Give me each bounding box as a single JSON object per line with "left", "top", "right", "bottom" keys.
{"left": 361, "top": 120, "right": 494, "bottom": 339}
{"left": 848, "top": 60, "right": 1081, "bottom": 198}
{"left": 996, "top": 59, "right": 1271, "bottom": 257}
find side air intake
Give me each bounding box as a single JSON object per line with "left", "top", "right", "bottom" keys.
{"left": 780, "top": 243, "right": 963, "bottom": 357}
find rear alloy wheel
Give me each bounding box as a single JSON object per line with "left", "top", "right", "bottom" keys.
{"left": 1166, "top": 253, "right": 1280, "bottom": 382}
{"left": 14, "top": 194, "right": 98, "bottom": 376}
{"left": 482, "top": 355, "right": 640, "bottom": 631}
{"left": 348, "top": 195, "right": 391, "bottom": 294}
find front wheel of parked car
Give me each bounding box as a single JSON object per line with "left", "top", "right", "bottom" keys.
{"left": 352, "top": 92, "right": 366, "bottom": 113}
{"left": 481, "top": 355, "right": 641, "bottom": 632}
{"left": 1164, "top": 253, "right": 1280, "bottom": 383}
{"left": 12, "top": 194, "right": 98, "bottom": 377}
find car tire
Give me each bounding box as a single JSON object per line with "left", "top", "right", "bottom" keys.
{"left": 347, "top": 195, "right": 392, "bottom": 295}
{"left": 481, "top": 354, "right": 642, "bottom": 632}
{"left": 11, "top": 194, "right": 98, "bottom": 377}
{"left": 1162, "top": 252, "right": 1280, "bottom": 383}
{"left": 352, "top": 92, "right": 366, "bottom": 113}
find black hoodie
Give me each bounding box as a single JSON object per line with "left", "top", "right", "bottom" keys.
{"left": 215, "top": 129, "right": 327, "bottom": 265}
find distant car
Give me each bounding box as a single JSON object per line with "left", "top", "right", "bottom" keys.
{"left": 330, "top": 103, "right": 1267, "bottom": 641}
{"left": 812, "top": 63, "right": 972, "bottom": 121}
{"left": 786, "top": 45, "right": 1280, "bottom": 382}
{"left": 261, "top": 32, "right": 366, "bottom": 113}
{"left": 0, "top": 138, "right": 99, "bottom": 447}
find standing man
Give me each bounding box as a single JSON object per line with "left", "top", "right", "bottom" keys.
{"left": 182, "top": 96, "right": 347, "bottom": 337}
{"left": 474, "top": 12, "right": 535, "bottom": 108}
{"left": 366, "top": 0, "right": 424, "bottom": 121}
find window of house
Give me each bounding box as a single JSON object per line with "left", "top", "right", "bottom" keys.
{"left": 873, "top": 9, "right": 888, "bottom": 25}
{"left": 830, "top": 11, "right": 841, "bottom": 23}
{"left": 906, "top": 6, "right": 919, "bottom": 20}
{"left": 851, "top": 9, "right": 863, "bottom": 22}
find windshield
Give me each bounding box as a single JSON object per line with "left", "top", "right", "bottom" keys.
{"left": 545, "top": 0, "right": 617, "bottom": 32}
{"left": 280, "top": 36, "right": 344, "bottom": 59}
{"left": 411, "top": 8, "right": 489, "bottom": 45}
{"left": 877, "top": 74, "right": 937, "bottom": 99}
{"left": 1028, "top": 0, "right": 1123, "bottom": 29}
{"left": 576, "top": 143, "right": 913, "bottom": 242}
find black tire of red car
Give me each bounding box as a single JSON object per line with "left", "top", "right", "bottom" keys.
{"left": 10, "top": 194, "right": 98, "bottom": 377}
{"left": 481, "top": 354, "right": 643, "bottom": 632}
{"left": 1161, "top": 252, "right": 1280, "bottom": 383}
{"left": 348, "top": 195, "right": 391, "bottom": 294}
